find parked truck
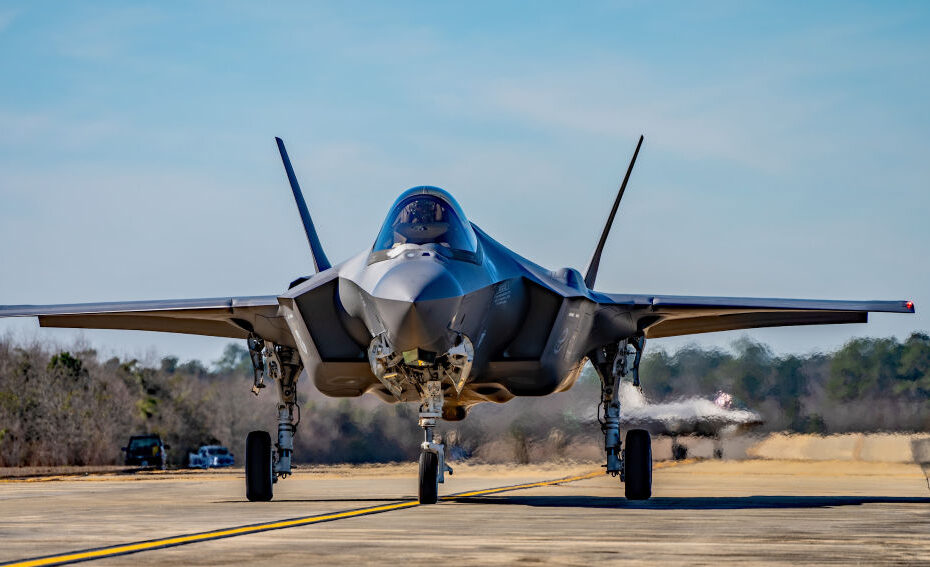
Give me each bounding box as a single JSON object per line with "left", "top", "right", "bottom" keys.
{"left": 122, "top": 434, "right": 168, "bottom": 470}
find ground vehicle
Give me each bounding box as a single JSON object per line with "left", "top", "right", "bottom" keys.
{"left": 188, "top": 445, "right": 235, "bottom": 469}
{"left": 122, "top": 435, "right": 168, "bottom": 470}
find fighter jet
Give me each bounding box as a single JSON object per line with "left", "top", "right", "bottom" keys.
{"left": 617, "top": 383, "right": 763, "bottom": 438}
{"left": 0, "top": 136, "right": 914, "bottom": 503}
{"left": 615, "top": 384, "right": 764, "bottom": 460}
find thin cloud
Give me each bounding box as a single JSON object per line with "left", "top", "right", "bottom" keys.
{"left": 437, "top": 64, "right": 827, "bottom": 174}
{"left": 0, "top": 110, "right": 125, "bottom": 151}
{"left": 50, "top": 4, "right": 163, "bottom": 61}
{"left": 0, "top": 9, "right": 16, "bottom": 33}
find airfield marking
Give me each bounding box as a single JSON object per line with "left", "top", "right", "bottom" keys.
{"left": 2, "top": 467, "right": 660, "bottom": 567}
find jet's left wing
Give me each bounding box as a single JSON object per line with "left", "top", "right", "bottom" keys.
{"left": 599, "top": 293, "right": 914, "bottom": 339}
{"left": 0, "top": 296, "right": 294, "bottom": 346}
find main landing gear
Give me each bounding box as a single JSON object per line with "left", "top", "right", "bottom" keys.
{"left": 592, "top": 334, "right": 652, "bottom": 500}
{"left": 623, "top": 429, "right": 652, "bottom": 500}
{"left": 245, "top": 336, "right": 302, "bottom": 502}
{"left": 245, "top": 430, "right": 273, "bottom": 501}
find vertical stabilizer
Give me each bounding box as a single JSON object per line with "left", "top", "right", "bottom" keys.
{"left": 275, "top": 137, "right": 332, "bottom": 272}
{"left": 584, "top": 135, "right": 643, "bottom": 289}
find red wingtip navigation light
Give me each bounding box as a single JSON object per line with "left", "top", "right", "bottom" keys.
{"left": 906, "top": 301, "right": 914, "bottom": 311}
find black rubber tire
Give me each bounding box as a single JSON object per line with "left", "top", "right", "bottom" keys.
{"left": 418, "top": 451, "right": 439, "bottom": 504}
{"left": 624, "top": 429, "right": 652, "bottom": 500}
{"left": 246, "top": 430, "right": 273, "bottom": 502}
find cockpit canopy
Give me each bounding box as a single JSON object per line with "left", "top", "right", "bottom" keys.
{"left": 373, "top": 187, "right": 478, "bottom": 257}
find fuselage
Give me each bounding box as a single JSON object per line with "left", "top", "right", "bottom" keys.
{"left": 275, "top": 187, "right": 637, "bottom": 419}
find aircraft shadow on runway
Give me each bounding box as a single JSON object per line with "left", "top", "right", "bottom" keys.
{"left": 215, "top": 498, "right": 404, "bottom": 504}
{"left": 445, "top": 495, "right": 930, "bottom": 510}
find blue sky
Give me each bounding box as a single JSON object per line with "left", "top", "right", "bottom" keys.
{"left": 0, "top": 1, "right": 928, "bottom": 365}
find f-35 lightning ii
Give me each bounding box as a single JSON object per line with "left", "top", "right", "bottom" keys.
{"left": 0, "top": 136, "right": 914, "bottom": 503}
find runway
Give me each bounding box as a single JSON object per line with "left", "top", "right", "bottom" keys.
{"left": 1, "top": 460, "right": 928, "bottom": 566}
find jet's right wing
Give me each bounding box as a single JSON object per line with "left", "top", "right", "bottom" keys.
{"left": 578, "top": 136, "right": 914, "bottom": 338}
{"left": 599, "top": 293, "right": 914, "bottom": 339}
{"left": 0, "top": 296, "right": 294, "bottom": 346}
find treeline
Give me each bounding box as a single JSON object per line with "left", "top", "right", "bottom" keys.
{"left": 0, "top": 333, "right": 928, "bottom": 467}
{"left": 641, "top": 334, "right": 930, "bottom": 433}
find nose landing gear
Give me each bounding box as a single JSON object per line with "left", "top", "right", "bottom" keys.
{"left": 418, "top": 445, "right": 440, "bottom": 504}
{"left": 418, "top": 380, "right": 453, "bottom": 504}
{"left": 369, "top": 334, "right": 462, "bottom": 504}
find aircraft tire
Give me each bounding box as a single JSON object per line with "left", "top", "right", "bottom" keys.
{"left": 246, "top": 430, "right": 273, "bottom": 502}
{"left": 624, "top": 429, "right": 652, "bottom": 500}
{"left": 418, "top": 450, "right": 439, "bottom": 504}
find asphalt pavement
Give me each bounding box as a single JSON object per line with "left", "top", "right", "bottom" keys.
{"left": 1, "top": 460, "right": 928, "bottom": 566}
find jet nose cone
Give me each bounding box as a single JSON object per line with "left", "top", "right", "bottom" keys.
{"left": 373, "top": 259, "right": 462, "bottom": 302}
{"left": 372, "top": 259, "right": 462, "bottom": 353}
{"left": 378, "top": 300, "right": 458, "bottom": 353}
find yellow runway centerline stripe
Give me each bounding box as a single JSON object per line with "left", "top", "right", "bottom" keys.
{"left": 445, "top": 470, "right": 602, "bottom": 498}
{"left": 1, "top": 463, "right": 689, "bottom": 567}
{"left": 2, "top": 500, "right": 421, "bottom": 567}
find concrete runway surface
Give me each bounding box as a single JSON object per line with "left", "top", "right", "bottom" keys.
{"left": 1, "top": 460, "right": 929, "bottom": 566}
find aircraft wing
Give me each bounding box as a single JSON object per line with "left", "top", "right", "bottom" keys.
{"left": 600, "top": 294, "right": 915, "bottom": 339}
{"left": 0, "top": 296, "right": 295, "bottom": 346}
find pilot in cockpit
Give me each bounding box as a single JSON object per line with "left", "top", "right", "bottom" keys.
{"left": 372, "top": 187, "right": 479, "bottom": 258}
{"left": 393, "top": 197, "right": 452, "bottom": 246}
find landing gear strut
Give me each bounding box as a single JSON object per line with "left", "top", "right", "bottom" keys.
{"left": 245, "top": 336, "right": 303, "bottom": 502}
{"left": 592, "top": 333, "right": 651, "bottom": 500}
{"left": 418, "top": 380, "right": 452, "bottom": 504}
